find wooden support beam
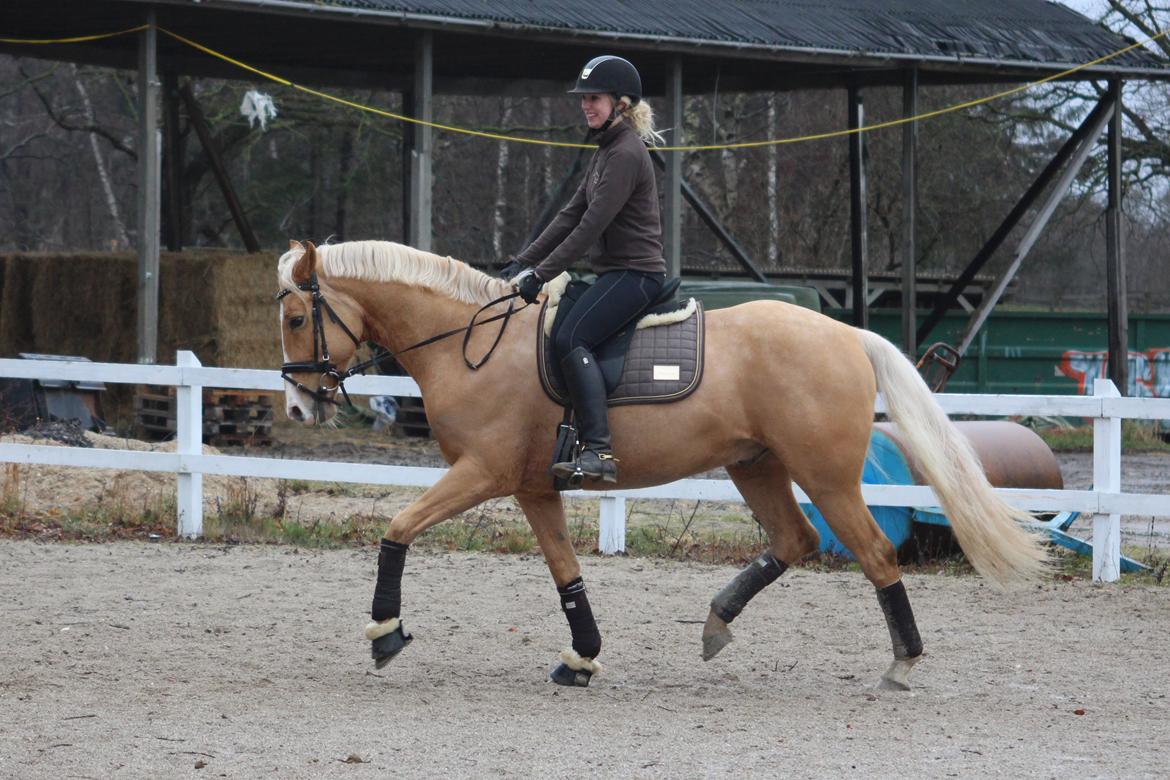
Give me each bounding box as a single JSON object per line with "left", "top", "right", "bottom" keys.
{"left": 523, "top": 144, "right": 589, "bottom": 250}
{"left": 649, "top": 151, "right": 768, "bottom": 283}
{"left": 178, "top": 83, "right": 261, "bottom": 253}
{"left": 955, "top": 96, "right": 1115, "bottom": 356}
{"left": 408, "top": 31, "right": 434, "bottom": 251}
{"left": 662, "top": 56, "right": 683, "bottom": 278}
{"left": 848, "top": 85, "right": 868, "bottom": 329}
{"left": 136, "top": 13, "right": 161, "bottom": 364}
{"left": 916, "top": 95, "right": 1116, "bottom": 345}
{"left": 900, "top": 68, "right": 918, "bottom": 356}
{"left": 1106, "top": 79, "right": 1128, "bottom": 395}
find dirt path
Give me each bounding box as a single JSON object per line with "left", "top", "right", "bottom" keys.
{"left": 1, "top": 541, "right": 1166, "bottom": 778}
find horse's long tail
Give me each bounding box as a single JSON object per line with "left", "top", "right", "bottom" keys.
{"left": 857, "top": 330, "right": 1048, "bottom": 587}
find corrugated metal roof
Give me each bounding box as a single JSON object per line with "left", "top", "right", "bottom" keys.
{"left": 219, "top": 0, "right": 1166, "bottom": 72}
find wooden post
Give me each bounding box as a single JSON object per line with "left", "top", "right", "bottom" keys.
{"left": 848, "top": 85, "right": 868, "bottom": 328}
{"left": 663, "top": 56, "right": 683, "bottom": 278}
{"left": 901, "top": 69, "right": 918, "bottom": 356}
{"left": 409, "top": 31, "right": 434, "bottom": 251}
{"left": 1106, "top": 79, "right": 1128, "bottom": 396}
{"left": 598, "top": 495, "right": 626, "bottom": 555}
{"left": 136, "top": 12, "right": 161, "bottom": 364}
{"left": 176, "top": 350, "right": 204, "bottom": 539}
{"left": 1092, "top": 378, "right": 1121, "bottom": 582}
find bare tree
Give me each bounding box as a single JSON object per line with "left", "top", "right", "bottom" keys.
{"left": 72, "top": 64, "right": 130, "bottom": 247}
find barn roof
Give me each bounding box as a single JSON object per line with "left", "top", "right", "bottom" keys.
{"left": 168, "top": 0, "right": 1169, "bottom": 75}
{"left": 4, "top": 0, "right": 1168, "bottom": 91}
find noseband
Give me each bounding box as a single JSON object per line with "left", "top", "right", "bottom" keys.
{"left": 277, "top": 272, "right": 528, "bottom": 418}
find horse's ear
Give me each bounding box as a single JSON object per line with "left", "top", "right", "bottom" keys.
{"left": 291, "top": 240, "right": 317, "bottom": 284}
{"left": 288, "top": 239, "right": 303, "bottom": 251}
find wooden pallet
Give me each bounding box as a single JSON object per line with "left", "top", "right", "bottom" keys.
{"left": 395, "top": 396, "right": 431, "bottom": 438}
{"left": 136, "top": 386, "right": 274, "bottom": 445}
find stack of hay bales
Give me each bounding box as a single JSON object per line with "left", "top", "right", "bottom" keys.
{"left": 0, "top": 250, "right": 283, "bottom": 426}
{"left": 0, "top": 250, "right": 281, "bottom": 367}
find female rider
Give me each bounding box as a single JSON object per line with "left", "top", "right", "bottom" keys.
{"left": 511, "top": 55, "right": 668, "bottom": 484}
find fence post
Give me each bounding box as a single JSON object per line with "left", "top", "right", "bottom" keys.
{"left": 1092, "top": 378, "right": 1121, "bottom": 582}
{"left": 598, "top": 495, "right": 626, "bottom": 555}
{"left": 176, "top": 351, "right": 203, "bottom": 538}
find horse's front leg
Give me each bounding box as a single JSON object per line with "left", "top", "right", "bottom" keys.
{"left": 366, "top": 459, "right": 500, "bottom": 669}
{"left": 516, "top": 490, "right": 602, "bottom": 688}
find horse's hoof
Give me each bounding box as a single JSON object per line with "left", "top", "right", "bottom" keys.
{"left": 548, "top": 648, "right": 601, "bottom": 687}
{"left": 877, "top": 655, "right": 921, "bottom": 691}
{"left": 701, "top": 611, "right": 734, "bottom": 661}
{"left": 365, "top": 620, "right": 413, "bottom": 669}
{"left": 549, "top": 662, "right": 593, "bottom": 687}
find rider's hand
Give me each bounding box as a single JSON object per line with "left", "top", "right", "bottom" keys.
{"left": 513, "top": 268, "right": 544, "bottom": 304}
{"left": 497, "top": 258, "right": 525, "bottom": 280}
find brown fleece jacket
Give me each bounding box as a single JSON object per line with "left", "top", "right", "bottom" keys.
{"left": 517, "top": 120, "right": 666, "bottom": 280}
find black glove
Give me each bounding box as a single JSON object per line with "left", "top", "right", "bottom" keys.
{"left": 497, "top": 258, "right": 525, "bottom": 280}
{"left": 514, "top": 268, "right": 544, "bottom": 304}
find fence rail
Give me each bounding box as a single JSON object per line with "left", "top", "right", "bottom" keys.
{"left": 2, "top": 352, "right": 1168, "bottom": 583}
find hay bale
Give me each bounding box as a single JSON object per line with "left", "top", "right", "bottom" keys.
{"left": 0, "top": 250, "right": 281, "bottom": 368}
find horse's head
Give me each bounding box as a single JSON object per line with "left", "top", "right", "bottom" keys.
{"left": 277, "top": 240, "right": 366, "bottom": 425}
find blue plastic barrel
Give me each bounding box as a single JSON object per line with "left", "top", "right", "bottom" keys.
{"left": 800, "top": 428, "right": 916, "bottom": 557}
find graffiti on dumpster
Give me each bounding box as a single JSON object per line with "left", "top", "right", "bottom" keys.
{"left": 1058, "top": 348, "right": 1170, "bottom": 397}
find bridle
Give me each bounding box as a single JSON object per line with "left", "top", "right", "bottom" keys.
{"left": 277, "top": 271, "right": 529, "bottom": 418}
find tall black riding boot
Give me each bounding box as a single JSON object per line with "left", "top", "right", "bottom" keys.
{"left": 552, "top": 346, "right": 617, "bottom": 483}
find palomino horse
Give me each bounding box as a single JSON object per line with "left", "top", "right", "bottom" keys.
{"left": 277, "top": 239, "right": 1047, "bottom": 690}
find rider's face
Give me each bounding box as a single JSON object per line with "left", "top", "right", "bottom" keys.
{"left": 580, "top": 93, "right": 617, "bottom": 130}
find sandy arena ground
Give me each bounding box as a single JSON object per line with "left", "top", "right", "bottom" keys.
{"left": 0, "top": 540, "right": 1167, "bottom": 778}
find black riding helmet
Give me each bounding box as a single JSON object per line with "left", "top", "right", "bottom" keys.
{"left": 568, "top": 55, "right": 642, "bottom": 105}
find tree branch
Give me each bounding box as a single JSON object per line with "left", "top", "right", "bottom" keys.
{"left": 24, "top": 66, "right": 137, "bottom": 159}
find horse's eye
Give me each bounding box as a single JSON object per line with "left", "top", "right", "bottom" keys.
{"left": 288, "top": 316, "right": 305, "bottom": 330}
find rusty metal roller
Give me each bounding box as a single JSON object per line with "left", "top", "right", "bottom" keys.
{"left": 873, "top": 421, "right": 1063, "bottom": 490}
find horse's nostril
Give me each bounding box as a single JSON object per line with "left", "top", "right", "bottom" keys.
{"left": 289, "top": 405, "right": 304, "bottom": 422}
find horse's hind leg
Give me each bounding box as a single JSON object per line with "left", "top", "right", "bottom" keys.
{"left": 804, "top": 483, "right": 924, "bottom": 690}
{"left": 702, "top": 454, "right": 821, "bottom": 661}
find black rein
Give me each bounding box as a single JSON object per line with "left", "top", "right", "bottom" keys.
{"left": 277, "top": 272, "right": 528, "bottom": 414}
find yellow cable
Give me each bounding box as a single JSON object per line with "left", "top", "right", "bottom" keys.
{"left": 153, "top": 27, "right": 595, "bottom": 148}
{"left": 0, "top": 24, "right": 150, "bottom": 44}
{"left": 3, "top": 23, "right": 1166, "bottom": 152}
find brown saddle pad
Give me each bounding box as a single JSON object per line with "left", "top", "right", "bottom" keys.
{"left": 537, "top": 300, "right": 706, "bottom": 407}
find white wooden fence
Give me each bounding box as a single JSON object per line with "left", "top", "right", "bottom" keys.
{"left": 2, "top": 352, "right": 1169, "bottom": 583}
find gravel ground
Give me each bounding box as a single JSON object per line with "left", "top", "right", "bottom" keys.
{"left": 0, "top": 541, "right": 1166, "bottom": 778}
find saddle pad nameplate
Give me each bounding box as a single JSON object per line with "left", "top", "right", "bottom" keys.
{"left": 538, "top": 301, "right": 705, "bottom": 407}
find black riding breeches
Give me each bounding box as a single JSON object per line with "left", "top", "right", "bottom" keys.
{"left": 552, "top": 270, "right": 665, "bottom": 361}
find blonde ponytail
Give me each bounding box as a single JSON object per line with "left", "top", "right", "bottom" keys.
{"left": 620, "top": 98, "right": 666, "bottom": 146}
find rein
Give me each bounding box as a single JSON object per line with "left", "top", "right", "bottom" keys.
{"left": 277, "top": 272, "right": 528, "bottom": 415}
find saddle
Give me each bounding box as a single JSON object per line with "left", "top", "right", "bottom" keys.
{"left": 537, "top": 274, "right": 706, "bottom": 407}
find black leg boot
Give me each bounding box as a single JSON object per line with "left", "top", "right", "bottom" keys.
{"left": 552, "top": 346, "right": 617, "bottom": 484}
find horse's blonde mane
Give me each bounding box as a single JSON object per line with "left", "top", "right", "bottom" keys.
{"left": 277, "top": 240, "right": 512, "bottom": 305}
